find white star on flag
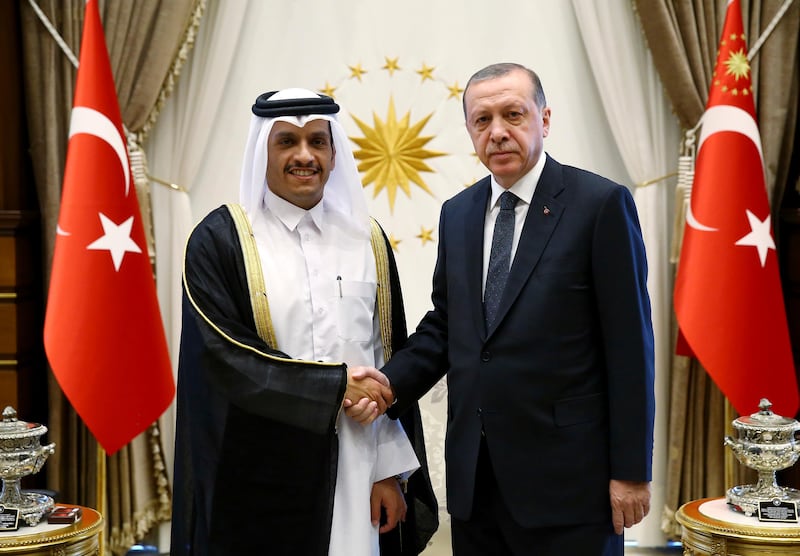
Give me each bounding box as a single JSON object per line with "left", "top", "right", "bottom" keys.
{"left": 734, "top": 209, "right": 775, "bottom": 267}
{"left": 87, "top": 212, "right": 142, "bottom": 271}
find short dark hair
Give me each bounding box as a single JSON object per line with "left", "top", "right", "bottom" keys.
{"left": 462, "top": 62, "right": 547, "bottom": 115}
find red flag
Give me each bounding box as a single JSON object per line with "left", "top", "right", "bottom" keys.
{"left": 674, "top": 0, "right": 798, "bottom": 417}
{"left": 43, "top": 0, "right": 175, "bottom": 455}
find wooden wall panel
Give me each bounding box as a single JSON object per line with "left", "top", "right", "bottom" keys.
{"left": 0, "top": 236, "right": 15, "bottom": 286}
{"left": 0, "top": 369, "right": 18, "bottom": 411}
{"left": 0, "top": 212, "right": 45, "bottom": 426}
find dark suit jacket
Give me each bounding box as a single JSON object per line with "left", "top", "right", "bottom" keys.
{"left": 385, "top": 154, "right": 655, "bottom": 529}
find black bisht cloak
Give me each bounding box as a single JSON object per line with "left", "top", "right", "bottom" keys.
{"left": 171, "top": 206, "right": 438, "bottom": 555}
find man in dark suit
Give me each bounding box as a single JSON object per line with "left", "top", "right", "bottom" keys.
{"left": 349, "top": 62, "right": 655, "bottom": 555}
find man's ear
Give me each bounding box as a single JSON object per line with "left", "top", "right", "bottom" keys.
{"left": 541, "top": 106, "right": 551, "bottom": 138}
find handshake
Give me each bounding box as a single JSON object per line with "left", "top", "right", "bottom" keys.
{"left": 344, "top": 366, "right": 394, "bottom": 425}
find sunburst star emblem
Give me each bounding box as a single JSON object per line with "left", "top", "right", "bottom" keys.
{"left": 724, "top": 48, "right": 749, "bottom": 81}
{"left": 350, "top": 96, "right": 446, "bottom": 212}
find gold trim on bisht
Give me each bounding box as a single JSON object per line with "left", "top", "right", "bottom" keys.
{"left": 370, "top": 218, "right": 393, "bottom": 362}
{"left": 227, "top": 203, "right": 278, "bottom": 349}
{"left": 181, "top": 213, "right": 339, "bottom": 368}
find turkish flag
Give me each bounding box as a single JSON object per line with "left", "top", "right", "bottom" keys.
{"left": 43, "top": 0, "right": 175, "bottom": 455}
{"left": 674, "top": 0, "right": 798, "bottom": 417}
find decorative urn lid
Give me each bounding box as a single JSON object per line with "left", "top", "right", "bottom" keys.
{"left": 0, "top": 406, "right": 49, "bottom": 448}
{"left": 730, "top": 398, "right": 800, "bottom": 445}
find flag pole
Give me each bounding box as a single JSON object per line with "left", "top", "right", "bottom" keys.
{"left": 97, "top": 442, "right": 107, "bottom": 556}
{"left": 724, "top": 399, "right": 735, "bottom": 492}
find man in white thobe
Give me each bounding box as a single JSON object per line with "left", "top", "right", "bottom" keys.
{"left": 172, "top": 88, "right": 438, "bottom": 556}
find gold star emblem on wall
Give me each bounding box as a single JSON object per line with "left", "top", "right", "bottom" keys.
{"left": 416, "top": 63, "right": 435, "bottom": 82}
{"left": 447, "top": 82, "right": 464, "bottom": 100}
{"left": 319, "top": 82, "right": 337, "bottom": 98}
{"left": 383, "top": 57, "right": 401, "bottom": 75}
{"left": 389, "top": 234, "right": 402, "bottom": 252}
{"left": 349, "top": 63, "right": 367, "bottom": 81}
{"left": 350, "top": 97, "right": 446, "bottom": 212}
{"left": 416, "top": 226, "right": 434, "bottom": 245}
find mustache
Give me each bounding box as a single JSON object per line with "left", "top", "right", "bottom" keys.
{"left": 285, "top": 162, "right": 322, "bottom": 173}
{"left": 486, "top": 146, "right": 517, "bottom": 156}
{"left": 486, "top": 140, "right": 517, "bottom": 156}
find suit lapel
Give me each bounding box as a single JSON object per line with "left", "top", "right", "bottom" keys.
{"left": 487, "top": 156, "right": 565, "bottom": 337}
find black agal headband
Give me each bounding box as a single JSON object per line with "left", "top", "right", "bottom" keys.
{"left": 252, "top": 91, "right": 340, "bottom": 117}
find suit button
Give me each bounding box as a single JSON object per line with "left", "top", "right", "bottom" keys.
{"left": 481, "top": 351, "right": 491, "bottom": 362}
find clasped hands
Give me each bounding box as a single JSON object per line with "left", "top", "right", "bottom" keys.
{"left": 344, "top": 366, "right": 393, "bottom": 425}
{"left": 346, "top": 367, "right": 408, "bottom": 533}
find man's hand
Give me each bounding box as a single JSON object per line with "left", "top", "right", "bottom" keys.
{"left": 343, "top": 366, "right": 393, "bottom": 425}
{"left": 609, "top": 479, "right": 651, "bottom": 534}
{"left": 370, "top": 477, "right": 407, "bottom": 533}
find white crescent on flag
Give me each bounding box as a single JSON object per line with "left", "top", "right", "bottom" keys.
{"left": 68, "top": 106, "right": 131, "bottom": 196}
{"left": 687, "top": 104, "right": 763, "bottom": 233}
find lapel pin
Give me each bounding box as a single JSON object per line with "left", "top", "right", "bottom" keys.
{"left": 543, "top": 206, "right": 551, "bottom": 215}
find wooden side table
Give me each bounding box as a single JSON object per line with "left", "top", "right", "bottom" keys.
{"left": 677, "top": 497, "right": 800, "bottom": 555}
{"left": 0, "top": 505, "right": 102, "bottom": 555}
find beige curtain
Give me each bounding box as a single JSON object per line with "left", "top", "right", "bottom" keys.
{"left": 19, "top": 1, "right": 202, "bottom": 553}
{"left": 634, "top": 0, "right": 800, "bottom": 537}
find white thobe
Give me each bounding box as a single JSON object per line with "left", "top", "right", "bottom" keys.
{"left": 251, "top": 190, "right": 419, "bottom": 556}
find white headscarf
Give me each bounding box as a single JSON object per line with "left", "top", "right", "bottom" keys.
{"left": 238, "top": 88, "right": 370, "bottom": 238}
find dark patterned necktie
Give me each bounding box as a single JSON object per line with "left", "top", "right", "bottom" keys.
{"left": 484, "top": 191, "right": 519, "bottom": 327}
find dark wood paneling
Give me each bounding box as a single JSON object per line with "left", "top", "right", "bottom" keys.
{"left": 0, "top": 0, "right": 47, "bottom": 436}
{"left": 0, "top": 211, "right": 46, "bottom": 428}
{"left": 0, "top": 0, "right": 36, "bottom": 212}
{"left": 0, "top": 369, "right": 19, "bottom": 411}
